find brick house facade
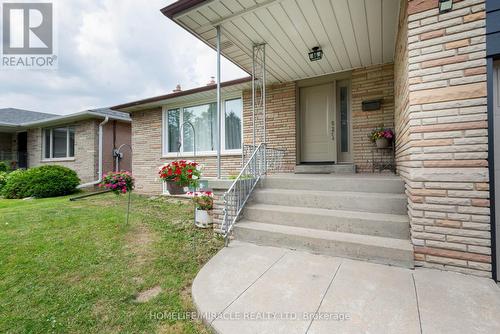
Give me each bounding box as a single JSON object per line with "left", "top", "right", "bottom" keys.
{"left": 114, "top": 0, "right": 500, "bottom": 279}
{"left": 1, "top": 110, "right": 131, "bottom": 184}
{"left": 27, "top": 118, "right": 132, "bottom": 184}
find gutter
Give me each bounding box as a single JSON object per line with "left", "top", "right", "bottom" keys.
{"left": 78, "top": 116, "right": 109, "bottom": 188}
{"left": 111, "top": 76, "right": 251, "bottom": 111}
{"left": 19, "top": 111, "right": 130, "bottom": 128}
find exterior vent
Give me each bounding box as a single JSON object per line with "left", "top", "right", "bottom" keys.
{"left": 220, "top": 40, "right": 233, "bottom": 50}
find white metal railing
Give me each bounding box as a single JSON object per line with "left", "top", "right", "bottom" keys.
{"left": 221, "top": 143, "right": 285, "bottom": 245}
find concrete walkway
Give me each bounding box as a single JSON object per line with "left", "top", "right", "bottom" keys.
{"left": 193, "top": 241, "right": 500, "bottom": 334}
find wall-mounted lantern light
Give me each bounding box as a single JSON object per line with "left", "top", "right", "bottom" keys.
{"left": 308, "top": 47, "right": 323, "bottom": 62}
{"left": 438, "top": 0, "right": 453, "bottom": 13}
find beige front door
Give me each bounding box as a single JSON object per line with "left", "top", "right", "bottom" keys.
{"left": 300, "top": 83, "right": 336, "bottom": 162}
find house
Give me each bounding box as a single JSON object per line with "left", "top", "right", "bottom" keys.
{"left": 113, "top": 0, "right": 500, "bottom": 281}
{"left": 0, "top": 108, "right": 132, "bottom": 184}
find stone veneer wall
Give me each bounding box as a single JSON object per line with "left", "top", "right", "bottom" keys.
{"left": 352, "top": 64, "right": 396, "bottom": 172}
{"left": 27, "top": 119, "right": 99, "bottom": 184}
{"left": 242, "top": 82, "right": 297, "bottom": 172}
{"left": 396, "top": 0, "right": 491, "bottom": 277}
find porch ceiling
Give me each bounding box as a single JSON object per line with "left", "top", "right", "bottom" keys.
{"left": 164, "top": 0, "right": 400, "bottom": 83}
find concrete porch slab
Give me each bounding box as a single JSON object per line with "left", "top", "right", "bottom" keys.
{"left": 193, "top": 241, "right": 500, "bottom": 334}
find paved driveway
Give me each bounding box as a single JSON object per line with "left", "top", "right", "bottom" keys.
{"left": 193, "top": 241, "right": 500, "bottom": 334}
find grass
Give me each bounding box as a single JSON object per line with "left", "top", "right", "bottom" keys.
{"left": 0, "top": 193, "right": 223, "bottom": 333}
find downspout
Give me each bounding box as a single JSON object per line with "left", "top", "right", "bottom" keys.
{"left": 77, "top": 116, "right": 109, "bottom": 188}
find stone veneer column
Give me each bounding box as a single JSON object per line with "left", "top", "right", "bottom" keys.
{"left": 242, "top": 82, "right": 297, "bottom": 172}
{"left": 397, "top": 0, "right": 491, "bottom": 277}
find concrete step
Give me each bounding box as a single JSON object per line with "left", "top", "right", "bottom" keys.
{"left": 252, "top": 188, "right": 408, "bottom": 215}
{"left": 243, "top": 203, "right": 409, "bottom": 239}
{"left": 295, "top": 164, "right": 356, "bottom": 174}
{"left": 234, "top": 220, "right": 414, "bottom": 268}
{"left": 262, "top": 174, "right": 405, "bottom": 194}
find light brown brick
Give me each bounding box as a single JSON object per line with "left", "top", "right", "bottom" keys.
{"left": 420, "top": 29, "right": 445, "bottom": 41}
{"left": 445, "top": 39, "right": 470, "bottom": 50}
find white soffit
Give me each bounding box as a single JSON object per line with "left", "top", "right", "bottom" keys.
{"left": 173, "top": 0, "right": 400, "bottom": 83}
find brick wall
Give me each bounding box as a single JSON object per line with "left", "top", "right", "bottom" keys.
{"left": 131, "top": 108, "right": 242, "bottom": 195}
{"left": 352, "top": 65, "right": 396, "bottom": 172}
{"left": 242, "top": 82, "right": 297, "bottom": 171}
{"left": 396, "top": 0, "right": 490, "bottom": 277}
{"left": 27, "top": 119, "right": 99, "bottom": 184}
{"left": 131, "top": 83, "right": 297, "bottom": 195}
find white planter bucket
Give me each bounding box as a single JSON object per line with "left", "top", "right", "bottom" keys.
{"left": 195, "top": 208, "right": 213, "bottom": 228}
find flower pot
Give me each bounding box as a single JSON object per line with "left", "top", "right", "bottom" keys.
{"left": 166, "top": 181, "right": 186, "bottom": 195}
{"left": 376, "top": 137, "right": 389, "bottom": 148}
{"left": 195, "top": 208, "right": 213, "bottom": 228}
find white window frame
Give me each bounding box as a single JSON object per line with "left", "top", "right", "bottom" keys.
{"left": 161, "top": 94, "right": 243, "bottom": 157}
{"left": 42, "top": 126, "right": 75, "bottom": 161}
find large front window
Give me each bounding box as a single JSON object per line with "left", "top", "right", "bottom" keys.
{"left": 163, "top": 98, "right": 243, "bottom": 155}
{"left": 43, "top": 126, "right": 75, "bottom": 159}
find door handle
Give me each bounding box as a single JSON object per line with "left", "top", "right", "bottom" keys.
{"left": 331, "top": 121, "right": 335, "bottom": 141}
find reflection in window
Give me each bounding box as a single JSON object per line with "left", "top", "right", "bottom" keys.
{"left": 164, "top": 98, "right": 243, "bottom": 154}
{"left": 340, "top": 86, "right": 349, "bottom": 153}
{"left": 167, "top": 109, "right": 180, "bottom": 153}
{"left": 225, "top": 98, "right": 242, "bottom": 150}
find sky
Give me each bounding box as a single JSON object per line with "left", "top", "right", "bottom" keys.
{"left": 0, "top": 0, "right": 247, "bottom": 115}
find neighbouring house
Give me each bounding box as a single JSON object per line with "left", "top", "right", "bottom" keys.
{"left": 0, "top": 108, "right": 132, "bottom": 183}
{"left": 113, "top": 0, "right": 500, "bottom": 281}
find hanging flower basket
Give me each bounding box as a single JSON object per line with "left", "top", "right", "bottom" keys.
{"left": 158, "top": 160, "right": 201, "bottom": 195}
{"left": 100, "top": 171, "right": 134, "bottom": 194}
{"left": 165, "top": 180, "right": 186, "bottom": 195}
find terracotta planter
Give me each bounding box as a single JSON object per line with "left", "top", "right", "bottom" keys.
{"left": 165, "top": 181, "right": 186, "bottom": 195}
{"left": 195, "top": 208, "right": 213, "bottom": 228}
{"left": 376, "top": 137, "right": 389, "bottom": 148}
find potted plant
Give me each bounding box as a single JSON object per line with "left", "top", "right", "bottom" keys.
{"left": 188, "top": 190, "right": 214, "bottom": 228}
{"left": 100, "top": 171, "right": 134, "bottom": 194}
{"left": 370, "top": 126, "right": 394, "bottom": 148}
{"left": 158, "top": 160, "right": 201, "bottom": 195}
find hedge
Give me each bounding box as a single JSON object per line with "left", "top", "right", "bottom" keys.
{"left": 1, "top": 165, "right": 80, "bottom": 199}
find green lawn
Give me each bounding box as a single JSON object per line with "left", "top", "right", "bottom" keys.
{"left": 0, "top": 193, "right": 223, "bottom": 333}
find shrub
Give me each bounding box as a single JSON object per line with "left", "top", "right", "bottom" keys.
{"left": 1, "top": 165, "right": 80, "bottom": 199}
{"left": 1, "top": 170, "right": 31, "bottom": 199}
{"left": 0, "top": 161, "right": 9, "bottom": 172}
{"left": 0, "top": 171, "right": 7, "bottom": 192}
